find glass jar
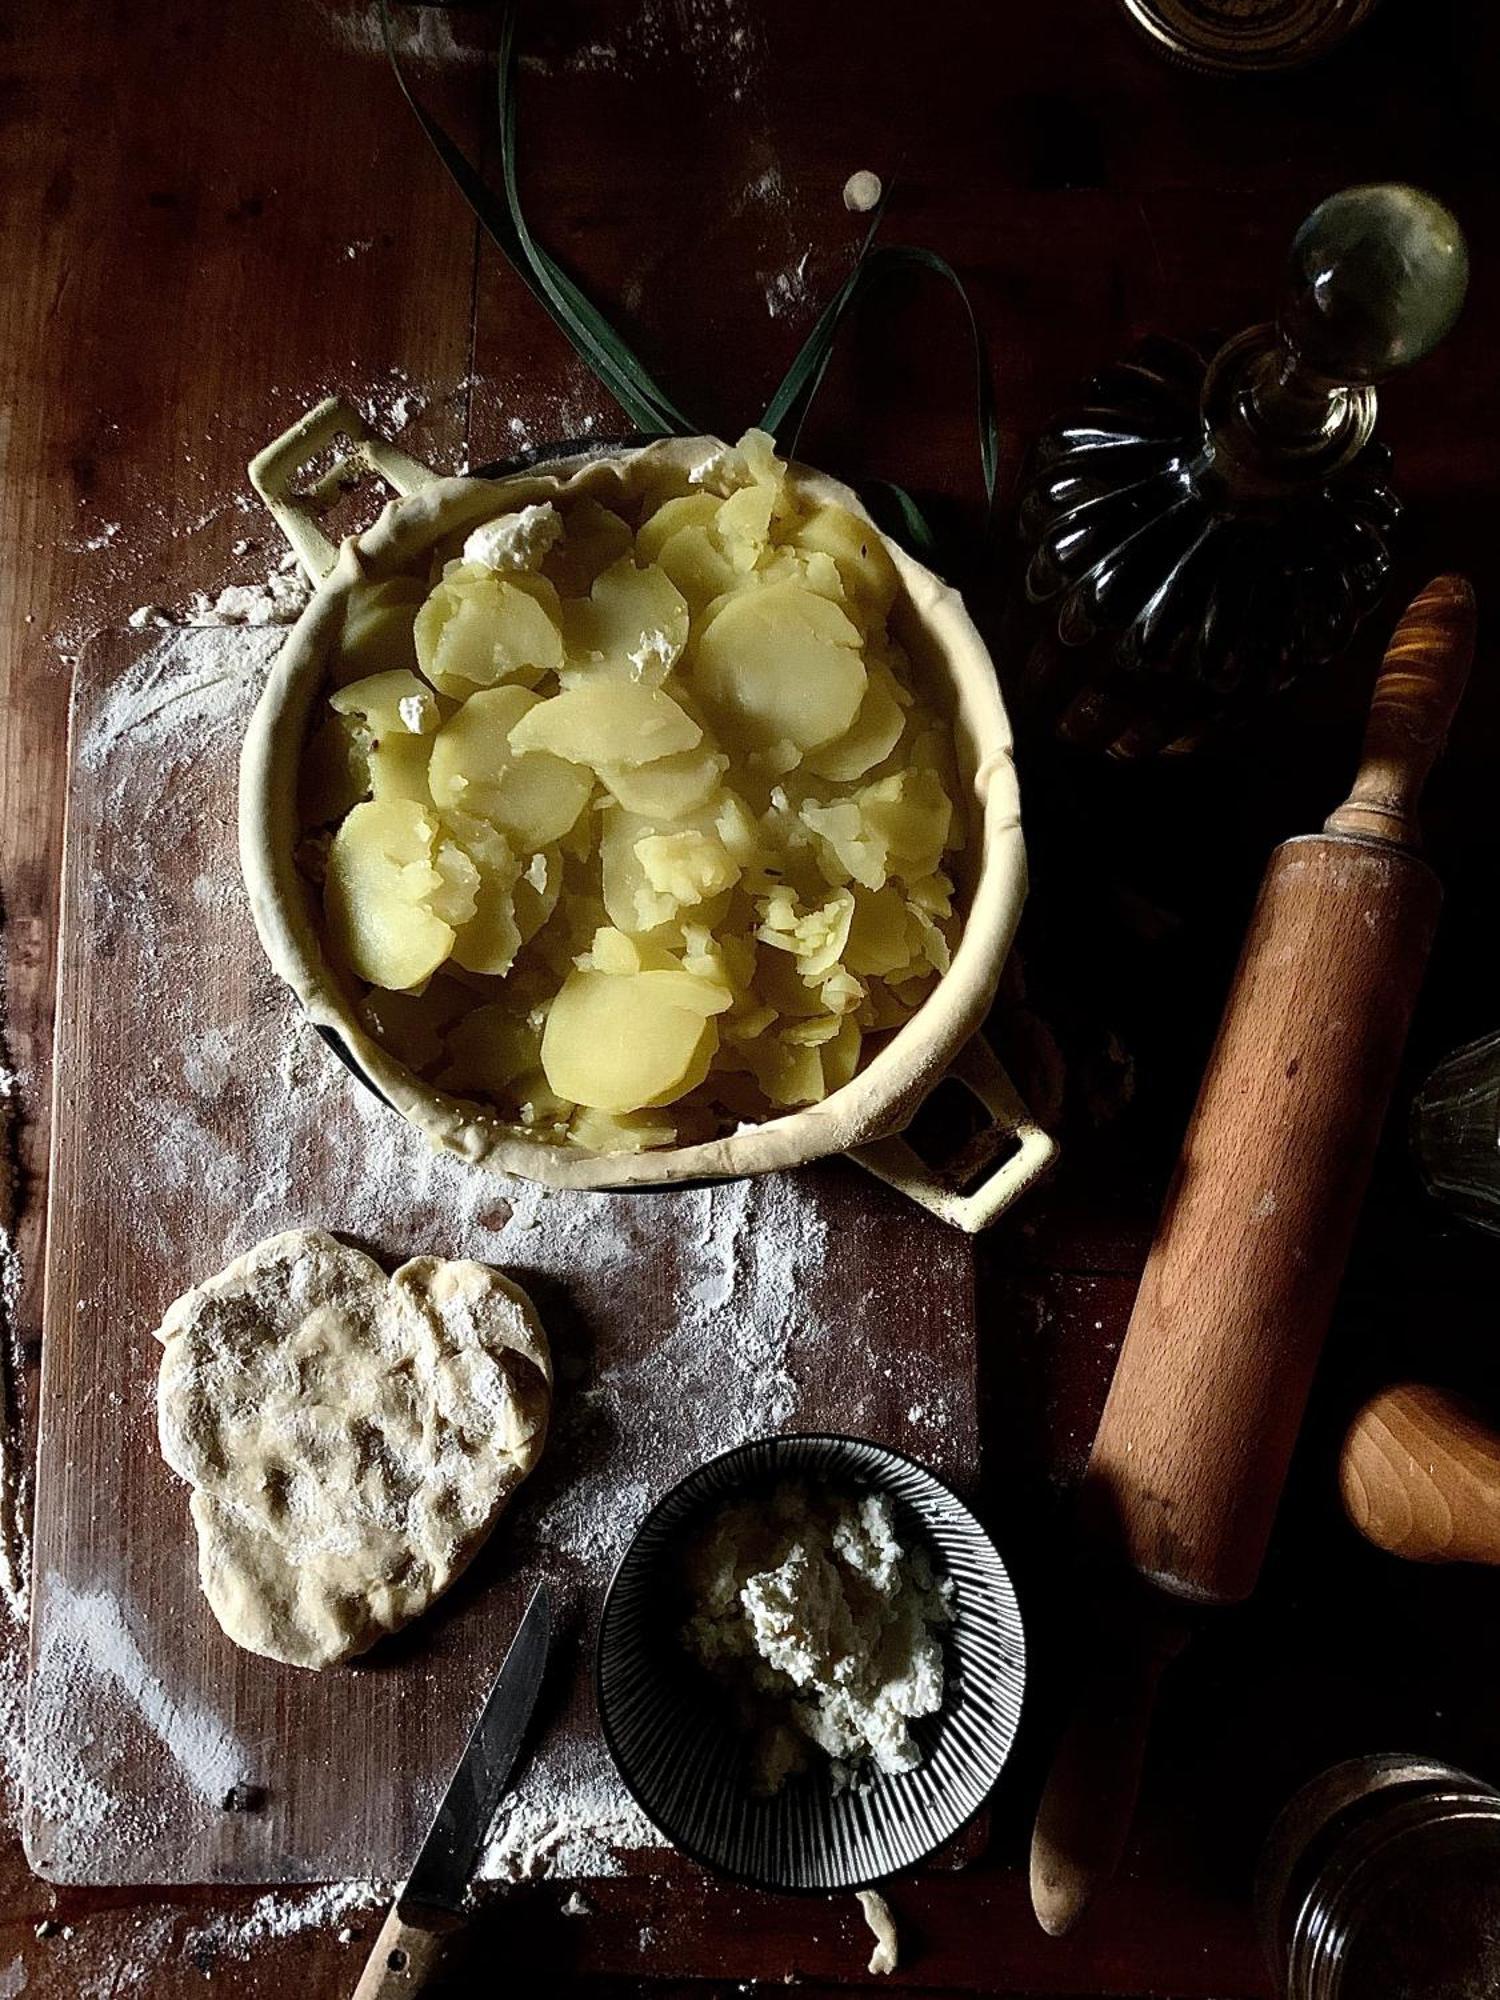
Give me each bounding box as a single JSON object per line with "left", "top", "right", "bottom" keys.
{"left": 1411, "top": 1031, "right": 1500, "bottom": 1236}
{"left": 1257, "top": 1756, "right": 1500, "bottom": 1999}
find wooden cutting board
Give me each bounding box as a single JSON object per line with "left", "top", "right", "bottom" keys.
{"left": 24, "top": 625, "right": 985, "bottom": 1888}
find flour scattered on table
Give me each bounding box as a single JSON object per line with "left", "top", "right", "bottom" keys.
{"left": 313, "top": 1, "right": 484, "bottom": 64}
{"left": 25, "top": 1578, "right": 250, "bottom": 1874}
{"left": 181, "top": 1880, "right": 384, "bottom": 1964}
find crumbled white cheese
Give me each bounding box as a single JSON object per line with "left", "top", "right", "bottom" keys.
{"left": 462, "top": 502, "right": 563, "bottom": 574}
{"left": 397, "top": 693, "right": 434, "bottom": 734}
{"left": 686, "top": 446, "right": 745, "bottom": 495}
{"left": 627, "top": 629, "right": 676, "bottom": 681}
{"left": 683, "top": 1484, "right": 952, "bottom": 1794}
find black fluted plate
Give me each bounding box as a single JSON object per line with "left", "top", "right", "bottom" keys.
{"left": 596, "top": 1433, "right": 1026, "bottom": 1892}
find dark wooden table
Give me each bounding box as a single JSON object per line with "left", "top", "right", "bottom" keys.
{"left": 3, "top": 1, "right": 1499, "bottom": 1993}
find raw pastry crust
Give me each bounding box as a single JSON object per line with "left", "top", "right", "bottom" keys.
{"left": 154, "top": 1230, "right": 552, "bottom": 1670}
{"left": 239, "top": 436, "right": 1026, "bottom": 1189}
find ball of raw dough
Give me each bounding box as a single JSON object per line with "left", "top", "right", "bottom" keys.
{"left": 154, "top": 1229, "right": 552, "bottom": 1670}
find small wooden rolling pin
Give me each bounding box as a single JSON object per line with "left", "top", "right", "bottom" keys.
{"left": 1032, "top": 575, "right": 1477, "bottom": 1935}
{"left": 1341, "top": 1383, "right": 1500, "bottom": 1563}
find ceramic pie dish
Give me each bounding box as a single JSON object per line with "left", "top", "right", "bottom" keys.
{"left": 238, "top": 397, "right": 1055, "bottom": 1229}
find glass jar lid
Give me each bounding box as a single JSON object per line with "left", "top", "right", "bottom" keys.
{"left": 1119, "top": 0, "right": 1380, "bottom": 74}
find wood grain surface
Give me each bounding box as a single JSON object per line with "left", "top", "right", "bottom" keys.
{"left": 1340, "top": 1383, "right": 1500, "bottom": 1563}
{"left": 28, "top": 635, "right": 981, "bottom": 1888}
{"left": 1083, "top": 580, "right": 1472, "bottom": 1607}
{"left": 3, "top": 0, "right": 1500, "bottom": 1995}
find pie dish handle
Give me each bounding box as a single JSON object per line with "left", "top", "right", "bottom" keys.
{"left": 248, "top": 395, "right": 440, "bottom": 584}
{"left": 850, "top": 1031, "right": 1058, "bottom": 1233}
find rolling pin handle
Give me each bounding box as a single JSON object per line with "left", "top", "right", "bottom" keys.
{"left": 1340, "top": 1382, "right": 1500, "bottom": 1564}
{"left": 1323, "top": 574, "right": 1476, "bottom": 848}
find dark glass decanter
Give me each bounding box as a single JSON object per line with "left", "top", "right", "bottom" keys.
{"left": 1018, "top": 184, "right": 1468, "bottom": 758}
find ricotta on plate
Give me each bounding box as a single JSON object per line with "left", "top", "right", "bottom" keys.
{"left": 682, "top": 1482, "right": 952, "bottom": 1794}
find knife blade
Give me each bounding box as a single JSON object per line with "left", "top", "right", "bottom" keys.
{"left": 351, "top": 1582, "right": 552, "bottom": 1999}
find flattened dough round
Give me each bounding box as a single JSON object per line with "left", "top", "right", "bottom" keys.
{"left": 154, "top": 1229, "right": 552, "bottom": 1670}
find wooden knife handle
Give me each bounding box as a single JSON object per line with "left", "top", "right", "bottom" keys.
{"left": 1324, "top": 574, "right": 1476, "bottom": 846}
{"left": 351, "top": 1903, "right": 454, "bottom": 1999}
{"left": 1340, "top": 1382, "right": 1500, "bottom": 1563}
{"left": 1082, "top": 577, "right": 1475, "bottom": 1605}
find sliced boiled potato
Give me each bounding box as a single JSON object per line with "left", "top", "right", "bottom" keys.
{"left": 324, "top": 798, "right": 457, "bottom": 991}
{"left": 859, "top": 766, "right": 953, "bottom": 880}
{"left": 514, "top": 846, "right": 563, "bottom": 944}
{"left": 804, "top": 665, "right": 906, "bottom": 781}
{"left": 600, "top": 807, "right": 673, "bottom": 933}
{"left": 658, "top": 522, "right": 739, "bottom": 615}
{"left": 755, "top": 886, "right": 856, "bottom": 980}
{"left": 429, "top": 685, "right": 593, "bottom": 847}
{"left": 596, "top": 745, "right": 728, "bottom": 818}
{"left": 845, "top": 885, "right": 917, "bottom": 978}
{"left": 820, "top": 1013, "right": 863, "bottom": 1093}
{"left": 541, "top": 968, "right": 717, "bottom": 1111}
{"left": 358, "top": 975, "right": 472, "bottom": 1072}
{"left": 329, "top": 669, "right": 440, "bottom": 739}
{"left": 424, "top": 838, "right": 481, "bottom": 927}
{"left": 508, "top": 686, "right": 701, "bottom": 770}
{"left": 791, "top": 503, "right": 900, "bottom": 617}
{"left": 635, "top": 491, "right": 719, "bottom": 565}
{"left": 738, "top": 427, "right": 787, "bottom": 489}
{"left": 559, "top": 557, "right": 690, "bottom": 688}
{"left": 334, "top": 577, "right": 426, "bottom": 686}
{"left": 635, "top": 828, "right": 740, "bottom": 908}
{"left": 635, "top": 968, "right": 734, "bottom": 1017}
{"left": 599, "top": 809, "right": 736, "bottom": 938}
{"left": 368, "top": 731, "right": 435, "bottom": 806}
{"left": 716, "top": 481, "right": 777, "bottom": 569}
{"left": 569, "top": 1104, "right": 680, "bottom": 1153}
{"left": 308, "top": 429, "right": 967, "bottom": 1150}
{"left": 580, "top": 925, "right": 647, "bottom": 976}
{"left": 541, "top": 498, "right": 633, "bottom": 597}
{"left": 797, "top": 796, "right": 888, "bottom": 891}
{"left": 301, "top": 712, "right": 370, "bottom": 826}
{"left": 416, "top": 572, "right": 564, "bottom": 696}
{"left": 451, "top": 877, "right": 523, "bottom": 976}
{"left": 742, "top": 1031, "right": 825, "bottom": 1108}
{"left": 692, "top": 580, "right": 866, "bottom": 752}
{"left": 442, "top": 1002, "right": 543, "bottom": 1096}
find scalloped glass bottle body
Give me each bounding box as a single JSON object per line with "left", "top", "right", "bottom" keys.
{"left": 1017, "top": 337, "right": 1403, "bottom": 758}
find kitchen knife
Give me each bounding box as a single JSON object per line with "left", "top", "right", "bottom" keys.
{"left": 353, "top": 1581, "right": 552, "bottom": 1997}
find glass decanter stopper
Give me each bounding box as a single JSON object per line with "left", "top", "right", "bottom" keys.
{"left": 1019, "top": 184, "right": 1468, "bottom": 757}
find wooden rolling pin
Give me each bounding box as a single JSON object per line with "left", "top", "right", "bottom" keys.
{"left": 1032, "top": 575, "right": 1477, "bottom": 1934}
{"left": 1341, "top": 1383, "right": 1500, "bottom": 1563}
